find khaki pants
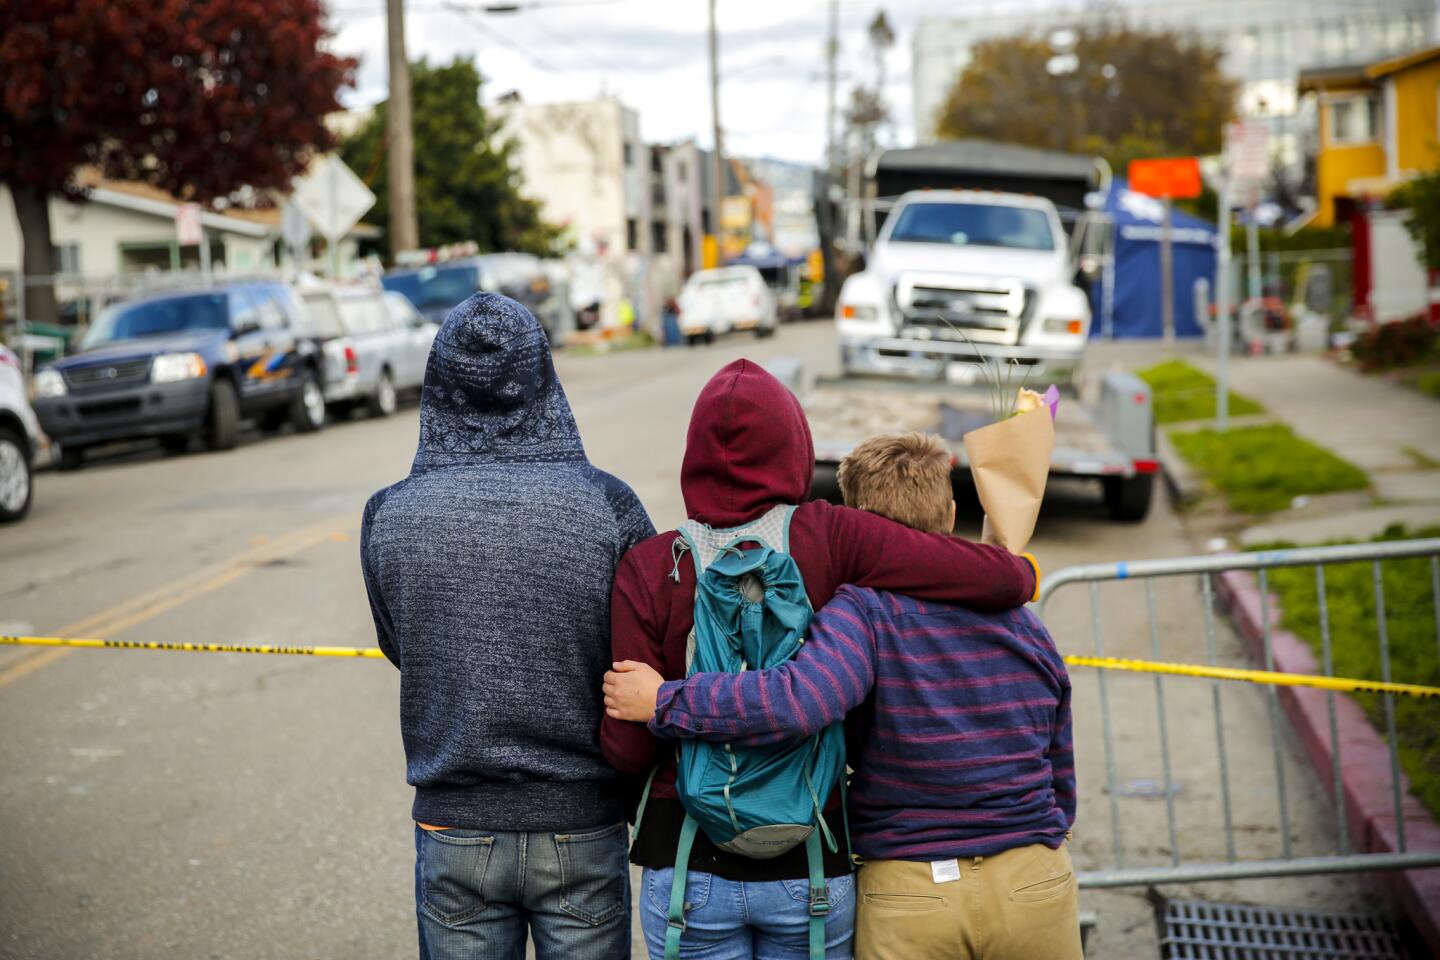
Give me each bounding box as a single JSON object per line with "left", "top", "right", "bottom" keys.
{"left": 855, "top": 843, "right": 1081, "bottom": 960}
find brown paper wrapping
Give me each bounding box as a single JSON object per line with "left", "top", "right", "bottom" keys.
{"left": 962, "top": 408, "right": 1055, "bottom": 554}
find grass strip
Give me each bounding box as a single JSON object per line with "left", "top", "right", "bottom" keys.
{"left": 1169, "top": 424, "right": 1369, "bottom": 513}
{"left": 1405, "top": 370, "right": 1440, "bottom": 400}
{"left": 1254, "top": 525, "right": 1440, "bottom": 821}
{"left": 1137, "top": 358, "right": 1265, "bottom": 424}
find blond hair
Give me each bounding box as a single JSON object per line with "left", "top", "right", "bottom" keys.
{"left": 837, "top": 432, "right": 953, "bottom": 534}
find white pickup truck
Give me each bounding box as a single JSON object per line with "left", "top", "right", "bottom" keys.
{"left": 835, "top": 189, "right": 1093, "bottom": 383}
{"left": 797, "top": 186, "right": 1155, "bottom": 523}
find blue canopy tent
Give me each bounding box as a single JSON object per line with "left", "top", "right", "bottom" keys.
{"left": 1090, "top": 181, "right": 1219, "bottom": 339}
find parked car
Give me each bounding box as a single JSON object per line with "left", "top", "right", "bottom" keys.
{"left": 30, "top": 282, "right": 326, "bottom": 468}
{"left": 676, "top": 266, "right": 779, "bottom": 345}
{"left": 299, "top": 285, "right": 437, "bottom": 418}
{"left": 381, "top": 253, "right": 560, "bottom": 338}
{"left": 0, "top": 345, "right": 41, "bottom": 522}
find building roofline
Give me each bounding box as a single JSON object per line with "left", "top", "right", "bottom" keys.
{"left": 1297, "top": 63, "right": 1373, "bottom": 93}
{"left": 85, "top": 187, "right": 275, "bottom": 238}
{"left": 1366, "top": 44, "right": 1440, "bottom": 79}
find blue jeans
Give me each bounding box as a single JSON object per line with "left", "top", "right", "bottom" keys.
{"left": 414, "top": 822, "right": 630, "bottom": 960}
{"left": 639, "top": 867, "right": 855, "bottom": 960}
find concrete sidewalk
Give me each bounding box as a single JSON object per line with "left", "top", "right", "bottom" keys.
{"left": 1089, "top": 341, "right": 1440, "bottom": 541}
{"left": 1188, "top": 352, "right": 1440, "bottom": 473}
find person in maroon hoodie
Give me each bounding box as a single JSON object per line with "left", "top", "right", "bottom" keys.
{"left": 601, "top": 359, "right": 1038, "bottom": 959}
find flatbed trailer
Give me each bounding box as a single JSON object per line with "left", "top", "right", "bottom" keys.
{"left": 792, "top": 366, "right": 1159, "bottom": 522}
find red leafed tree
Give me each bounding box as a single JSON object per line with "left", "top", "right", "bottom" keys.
{"left": 0, "top": 0, "right": 355, "bottom": 325}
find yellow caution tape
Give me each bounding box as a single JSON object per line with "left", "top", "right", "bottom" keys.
{"left": 0, "top": 635, "right": 385, "bottom": 659}
{"left": 1063, "top": 655, "right": 1440, "bottom": 700}
{"left": 3, "top": 636, "right": 1437, "bottom": 699}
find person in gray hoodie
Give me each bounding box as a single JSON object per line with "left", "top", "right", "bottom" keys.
{"left": 361, "top": 293, "right": 654, "bottom": 960}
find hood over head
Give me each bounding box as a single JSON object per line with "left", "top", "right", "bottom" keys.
{"left": 681, "top": 359, "right": 815, "bottom": 527}
{"left": 412, "top": 293, "right": 585, "bottom": 472}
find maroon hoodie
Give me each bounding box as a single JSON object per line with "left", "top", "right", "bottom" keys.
{"left": 601, "top": 359, "right": 1037, "bottom": 881}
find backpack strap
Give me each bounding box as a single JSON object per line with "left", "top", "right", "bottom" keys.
{"left": 804, "top": 829, "right": 829, "bottom": 960}
{"left": 778, "top": 503, "right": 798, "bottom": 555}
{"left": 664, "top": 815, "right": 701, "bottom": 960}
{"left": 631, "top": 764, "right": 660, "bottom": 843}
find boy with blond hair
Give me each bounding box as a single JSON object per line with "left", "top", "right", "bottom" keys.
{"left": 605, "top": 432, "right": 1080, "bottom": 960}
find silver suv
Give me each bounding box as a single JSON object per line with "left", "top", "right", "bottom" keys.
{"left": 300, "top": 285, "right": 437, "bottom": 419}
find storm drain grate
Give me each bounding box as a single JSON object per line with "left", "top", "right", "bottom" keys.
{"left": 1157, "top": 898, "right": 1409, "bottom": 959}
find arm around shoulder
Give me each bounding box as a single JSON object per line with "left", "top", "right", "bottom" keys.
{"left": 826, "top": 503, "right": 1036, "bottom": 610}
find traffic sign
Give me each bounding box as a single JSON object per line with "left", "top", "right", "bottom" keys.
{"left": 1128, "top": 158, "right": 1203, "bottom": 200}
{"left": 1225, "top": 120, "right": 1271, "bottom": 184}
{"left": 175, "top": 203, "right": 204, "bottom": 246}
{"left": 289, "top": 154, "right": 375, "bottom": 243}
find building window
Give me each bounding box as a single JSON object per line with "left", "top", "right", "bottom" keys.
{"left": 676, "top": 160, "right": 686, "bottom": 183}
{"left": 623, "top": 143, "right": 634, "bottom": 166}
{"left": 652, "top": 220, "right": 667, "bottom": 253}
{"left": 626, "top": 218, "right": 638, "bottom": 251}
{"left": 52, "top": 243, "right": 81, "bottom": 275}
{"left": 1327, "top": 96, "right": 1377, "bottom": 145}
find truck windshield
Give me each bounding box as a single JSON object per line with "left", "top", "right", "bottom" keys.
{"left": 888, "top": 202, "right": 1055, "bottom": 251}
{"left": 81, "top": 293, "right": 229, "bottom": 348}
{"left": 382, "top": 264, "right": 480, "bottom": 309}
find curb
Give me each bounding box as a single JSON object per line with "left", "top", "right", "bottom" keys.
{"left": 1155, "top": 429, "right": 1204, "bottom": 508}
{"left": 1216, "top": 569, "right": 1440, "bottom": 952}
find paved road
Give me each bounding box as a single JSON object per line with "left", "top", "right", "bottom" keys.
{"left": 0, "top": 323, "right": 1380, "bottom": 958}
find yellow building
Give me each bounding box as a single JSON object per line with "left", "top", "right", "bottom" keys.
{"left": 1300, "top": 45, "right": 1440, "bottom": 227}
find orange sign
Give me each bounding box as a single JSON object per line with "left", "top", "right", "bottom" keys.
{"left": 1128, "top": 157, "right": 1203, "bottom": 199}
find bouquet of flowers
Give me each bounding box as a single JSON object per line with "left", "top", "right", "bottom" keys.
{"left": 963, "top": 383, "right": 1060, "bottom": 554}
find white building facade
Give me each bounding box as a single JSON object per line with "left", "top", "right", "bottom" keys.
{"left": 0, "top": 182, "right": 277, "bottom": 283}
{"left": 501, "top": 97, "right": 667, "bottom": 329}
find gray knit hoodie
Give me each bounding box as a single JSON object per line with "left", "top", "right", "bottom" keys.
{"left": 361, "top": 293, "right": 654, "bottom": 831}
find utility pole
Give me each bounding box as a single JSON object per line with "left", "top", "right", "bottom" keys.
{"left": 824, "top": 0, "right": 838, "bottom": 187}
{"left": 819, "top": 0, "right": 840, "bottom": 313}
{"left": 707, "top": 0, "right": 724, "bottom": 267}
{"left": 386, "top": 0, "right": 419, "bottom": 258}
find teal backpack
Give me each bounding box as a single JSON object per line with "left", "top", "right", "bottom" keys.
{"left": 634, "top": 505, "right": 849, "bottom": 960}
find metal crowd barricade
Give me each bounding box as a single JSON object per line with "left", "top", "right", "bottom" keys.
{"left": 1036, "top": 538, "right": 1440, "bottom": 889}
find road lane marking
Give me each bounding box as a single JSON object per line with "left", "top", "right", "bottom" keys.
{"left": 0, "top": 518, "right": 358, "bottom": 689}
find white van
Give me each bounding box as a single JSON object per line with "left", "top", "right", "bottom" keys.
{"left": 677, "top": 266, "right": 778, "bottom": 345}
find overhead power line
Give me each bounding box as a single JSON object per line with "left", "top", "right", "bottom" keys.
{"left": 442, "top": 2, "right": 564, "bottom": 72}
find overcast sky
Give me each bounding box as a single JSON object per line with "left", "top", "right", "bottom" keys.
{"left": 326, "top": 0, "right": 977, "bottom": 165}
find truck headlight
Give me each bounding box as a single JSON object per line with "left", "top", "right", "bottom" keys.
{"left": 840, "top": 304, "right": 878, "bottom": 321}
{"left": 31, "top": 368, "right": 66, "bottom": 399}
{"left": 151, "top": 352, "right": 208, "bottom": 383}
{"left": 1043, "top": 317, "right": 1087, "bottom": 336}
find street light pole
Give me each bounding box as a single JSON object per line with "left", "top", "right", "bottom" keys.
{"left": 1216, "top": 176, "right": 1233, "bottom": 431}
{"left": 386, "top": 0, "right": 420, "bottom": 258}
{"left": 819, "top": 0, "right": 840, "bottom": 314}
{"left": 707, "top": 0, "right": 724, "bottom": 266}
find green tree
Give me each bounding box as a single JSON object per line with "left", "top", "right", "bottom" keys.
{"left": 934, "top": 26, "right": 1237, "bottom": 171}
{"left": 1389, "top": 167, "right": 1440, "bottom": 272}
{"left": 341, "top": 58, "right": 563, "bottom": 261}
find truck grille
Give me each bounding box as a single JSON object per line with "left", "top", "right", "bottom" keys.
{"left": 64, "top": 357, "right": 152, "bottom": 390}
{"left": 893, "top": 276, "right": 1033, "bottom": 345}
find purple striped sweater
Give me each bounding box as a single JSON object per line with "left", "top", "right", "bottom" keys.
{"left": 649, "top": 584, "right": 1075, "bottom": 861}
